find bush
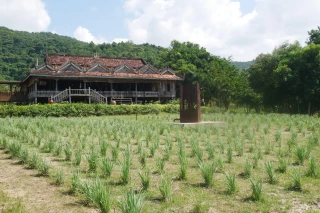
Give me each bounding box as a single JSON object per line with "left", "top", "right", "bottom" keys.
{"left": 0, "top": 103, "right": 229, "bottom": 117}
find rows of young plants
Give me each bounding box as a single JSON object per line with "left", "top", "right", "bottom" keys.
{"left": 0, "top": 113, "right": 320, "bottom": 212}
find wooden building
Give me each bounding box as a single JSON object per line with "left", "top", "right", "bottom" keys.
{"left": 1, "top": 54, "right": 183, "bottom": 104}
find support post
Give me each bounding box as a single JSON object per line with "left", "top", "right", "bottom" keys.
{"left": 135, "top": 82, "right": 138, "bottom": 104}
{"left": 55, "top": 79, "right": 58, "bottom": 92}
{"left": 84, "top": 82, "right": 87, "bottom": 89}
{"left": 158, "top": 82, "right": 161, "bottom": 103}
{"left": 69, "top": 86, "right": 71, "bottom": 103}
{"left": 9, "top": 84, "right": 13, "bottom": 95}
{"left": 89, "top": 87, "right": 91, "bottom": 104}
{"left": 110, "top": 82, "right": 113, "bottom": 98}
{"left": 35, "top": 80, "right": 38, "bottom": 104}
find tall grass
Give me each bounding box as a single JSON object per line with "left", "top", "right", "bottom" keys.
{"left": 121, "top": 153, "right": 131, "bottom": 185}
{"left": 199, "top": 162, "right": 215, "bottom": 187}
{"left": 264, "top": 160, "right": 278, "bottom": 184}
{"left": 250, "top": 179, "right": 262, "bottom": 201}
{"left": 225, "top": 173, "right": 237, "bottom": 194}
{"left": 78, "top": 179, "right": 112, "bottom": 213}
{"left": 306, "top": 155, "right": 318, "bottom": 178}
{"left": 291, "top": 169, "right": 302, "bottom": 191}
{"left": 118, "top": 190, "right": 144, "bottom": 213}
{"left": 139, "top": 169, "right": 150, "bottom": 191}
{"left": 87, "top": 150, "right": 98, "bottom": 172}
{"left": 159, "top": 176, "right": 173, "bottom": 202}
{"left": 101, "top": 157, "right": 114, "bottom": 178}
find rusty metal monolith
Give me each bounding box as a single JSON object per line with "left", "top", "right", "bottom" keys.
{"left": 180, "top": 83, "right": 201, "bottom": 123}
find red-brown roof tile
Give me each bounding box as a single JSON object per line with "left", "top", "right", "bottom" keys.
{"left": 47, "top": 54, "right": 146, "bottom": 69}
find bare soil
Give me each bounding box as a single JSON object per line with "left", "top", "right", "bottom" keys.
{"left": 0, "top": 150, "right": 96, "bottom": 213}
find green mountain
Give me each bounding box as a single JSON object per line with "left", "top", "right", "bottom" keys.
{"left": 231, "top": 60, "right": 254, "bottom": 70}
{"left": 0, "top": 27, "right": 165, "bottom": 80}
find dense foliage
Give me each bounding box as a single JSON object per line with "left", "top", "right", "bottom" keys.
{"left": 247, "top": 36, "right": 320, "bottom": 114}
{"left": 0, "top": 27, "right": 165, "bottom": 80}
{"left": 231, "top": 61, "right": 254, "bottom": 70}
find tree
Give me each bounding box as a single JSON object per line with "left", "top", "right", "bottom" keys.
{"left": 306, "top": 26, "right": 320, "bottom": 45}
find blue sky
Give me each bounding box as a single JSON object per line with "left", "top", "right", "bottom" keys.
{"left": 0, "top": 0, "right": 319, "bottom": 61}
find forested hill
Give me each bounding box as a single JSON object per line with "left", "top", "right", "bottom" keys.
{"left": 0, "top": 27, "right": 165, "bottom": 80}
{"left": 231, "top": 60, "right": 254, "bottom": 70}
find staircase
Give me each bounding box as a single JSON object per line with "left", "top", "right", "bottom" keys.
{"left": 51, "top": 88, "right": 107, "bottom": 104}
{"left": 51, "top": 90, "right": 69, "bottom": 103}
{"left": 91, "top": 89, "right": 107, "bottom": 103}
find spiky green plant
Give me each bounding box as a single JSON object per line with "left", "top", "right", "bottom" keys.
{"left": 9, "top": 142, "right": 21, "bottom": 158}
{"left": 111, "top": 146, "right": 119, "bottom": 161}
{"left": 87, "top": 150, "right": 98, "bottom": 172}
{"left": 179, "top": 150, "right": 188, "bottom": 180}
{"left": 156, "top": 157, "right": 166, "bottom": 173}
{"left": 264, "top": 160, "right": 278, "bottom": 184}
{"left": 199, "top": 162, "right": 215, "bottom": 187}
{"left": 225, "top": 173, "right": 237, "bottom": 194}
{"left": 291, "top": 169, "right": 302, "bottom": 191}
{"left": 101, "top": 157, "right": 114, "bottom": 178}
{"left": 159, "top": 176, "right": 173, "bottom": 202}
{"left": 19, "top": 148, "right": 29, "bottom": 164}
{"left": 250, "top": 179, "right": 262, "bottom": 201}
{"left": 277, "top": 157, "right": 288, "bottom": 173}
{"left": 28, "top": 152, "right": 39, "bottom": 169}
{"left": 139, "top": 169, "right": 150, "bottom": 191}
{"left": 75, "top": 148, "right": 82, "bottom": 166}
{"left": 295, "top": 146, "right": 307, "bottom": 165}
{"left": 53, "top": 168, "right": 65, "bottom": 185}
{"left": 227, "top": 146, "right": 233, "bottom": 163}
{"left": 118, "top": 190, "right": 144, "bottom": 213}
{"left": 37, "top": 158, "right": 50, "bottom": 176}
{"left": 306, "top": 155, "right": 318, "bottom": 178}
{"left": 48, "top": 139, "right": 55, "bottom": 153}
{"left": 120, "top": 153, "right": 131, "bottom": 185}
{"left": 243, "top": 159, "right": 252, "bottom": 178}
{"left": 100, "top": 140, "right": 108, "bottom": 157}
{"left": 206, "top": 143, "right": 215, "bottom": 160}
{"left": 64, "top": 143, "right": 73, "bottom": 161}
{"left": 70, "top": 171, "right": 81, "bottom": 194}
{"left": 55, "top": 142, "right": 63, "bottom": 156}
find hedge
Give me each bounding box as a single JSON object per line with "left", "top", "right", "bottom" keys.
{"left": 0, "top": 103, "right": 228, "bottom": 117}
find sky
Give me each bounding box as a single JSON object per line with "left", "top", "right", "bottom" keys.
{"left": 0, "top": 0, "right": 320, "bottom": 61}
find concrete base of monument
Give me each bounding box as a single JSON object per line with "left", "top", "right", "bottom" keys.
{"left": 170, "top": 121, "right": 227, "bottom": 126}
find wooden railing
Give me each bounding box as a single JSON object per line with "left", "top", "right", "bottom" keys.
{"left": 91, "top": 89, "right": 107, "bottom": 103}
{"left": 28, "top": 89, "right": 176, "bottom": 101}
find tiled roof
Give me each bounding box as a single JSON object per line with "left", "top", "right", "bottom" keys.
{"left": 29, "top": 69, "right": 182, "bottom": 80}
{"left": 47, "top": 54, "right": 146, "bottom": 69}
{"left": 24, "top": 54, "right": 183, "bottom": 81}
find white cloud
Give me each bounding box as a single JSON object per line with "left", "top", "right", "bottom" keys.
{"left": 0, "top": 0, "right": 50, "bottom": 32}
{"left": 124, "top": 0, "right": 320, "bottom": 61}
{"left": 112, "top": 38, "right": 129, "bottom": 43}
{"left": 73, "top": 26, "right": 108, "bottom": 44}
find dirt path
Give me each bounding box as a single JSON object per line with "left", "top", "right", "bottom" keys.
{"left": 0, "top": 150, "right": 97, "bottom": 213}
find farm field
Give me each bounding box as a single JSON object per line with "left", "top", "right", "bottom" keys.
{"left": 0, "top": 113, "right": 320, "bottom": 212}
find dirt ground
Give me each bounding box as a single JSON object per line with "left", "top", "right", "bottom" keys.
{"left": 0, "top": 150, "right": 97, "bottom": 213}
